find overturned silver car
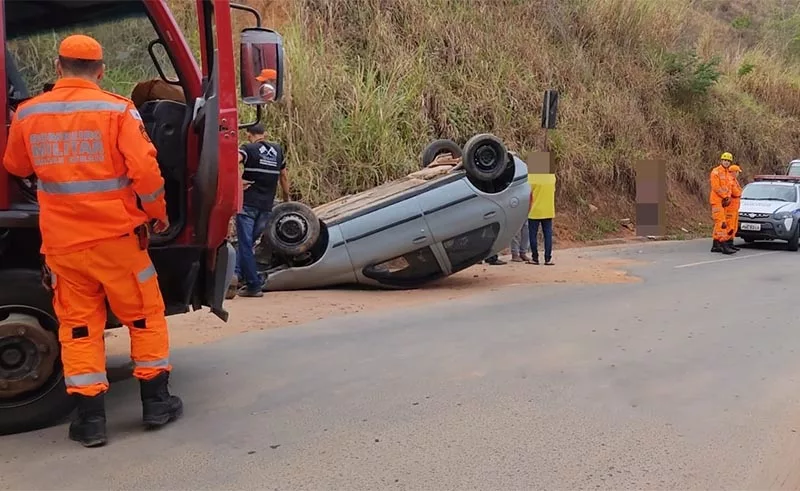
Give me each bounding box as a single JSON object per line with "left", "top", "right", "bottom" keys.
{"left": 254, "top": 133, "right": 532, "bottom": 290}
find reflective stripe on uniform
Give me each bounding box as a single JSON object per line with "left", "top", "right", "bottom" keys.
{"left": 16, "top": 100, "right": 127, "bottom": 121}
{"left": 38, "top": 176, "right": 131, "bottom": 195}
{"left": 138, "top": 185, "right": 164, "bottom": 203}
{"left": 134, "top": 358, "right": 169, "bottom": 369}
{"left": 137, "top": 263, "right": 156, "bottom": 283}
{"left": 243, "top": 167, "right": 280, "bottom": 175}
{"left": 65, "top": 372, "right": 109, "bottom": 387}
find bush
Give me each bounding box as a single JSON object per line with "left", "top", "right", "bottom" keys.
{"left": 662, "top": 50, "right": 722, "bottom": 104}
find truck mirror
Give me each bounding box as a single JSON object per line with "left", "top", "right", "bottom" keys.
{"left": 240, "top": 28, "right": 284, "bottom": 105}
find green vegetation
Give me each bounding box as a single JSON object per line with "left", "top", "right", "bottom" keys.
{"left": 9, "top": 0, "right": 800, "bottom": 242}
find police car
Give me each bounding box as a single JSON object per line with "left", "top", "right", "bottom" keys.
{"left": 737, "top": 175, "right": 800, "bottom": 251}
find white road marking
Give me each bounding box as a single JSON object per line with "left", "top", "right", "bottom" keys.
{"left": 674, "top": 251, "right": 782, "bottom": 269}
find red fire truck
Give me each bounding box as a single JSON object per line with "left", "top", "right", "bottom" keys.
{"left": 0, "top": 0, "right": 285, "bottom": 435}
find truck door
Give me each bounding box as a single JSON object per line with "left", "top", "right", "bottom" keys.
{"left": 193, "top": 0, "right": 239, "bottom": 250}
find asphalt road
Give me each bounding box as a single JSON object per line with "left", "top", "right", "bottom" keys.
{"left": 3, "top": 238, "right": 800, "bottom": 490}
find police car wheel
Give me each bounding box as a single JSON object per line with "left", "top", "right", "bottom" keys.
{"left": 0, "top": 269, "right": 74, "bottom": 436}
{"left": 787, "top": 225, "right": 799, "bottom": 251}
{"left": 266, "top": 201, "right": 321, "bottom": 257}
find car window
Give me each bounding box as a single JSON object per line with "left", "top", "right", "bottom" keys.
{"left": 442, "top": 223, "right": 501, "bottom": 274}
{"left": 741, "top": 183, "right": 798, "bottom": 202}
{"left": 789, "top": 163, "right": 800, "bottom": 176}
{"left": 363, "top": 247, "right": 444, "bottom": 287}
{"left": 6, "top": 9, "right": 180, "bottom": 101}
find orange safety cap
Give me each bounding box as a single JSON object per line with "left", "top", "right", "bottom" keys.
{"left": 58, "top": 35, "right": 103, "bottom": 61}
{"left": 729, "top": 164, "right": 741, "bottom": 172}
{"left": 255, "top": 68, "right": 277, "bottom": 82}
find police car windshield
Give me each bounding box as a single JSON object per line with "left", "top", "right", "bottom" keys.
{"left": 741, "top": 183, "right": 798, "bottom": 202}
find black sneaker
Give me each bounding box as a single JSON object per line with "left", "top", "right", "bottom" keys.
{"left": 237, "top": 286, "right": 264, "bottom": 298}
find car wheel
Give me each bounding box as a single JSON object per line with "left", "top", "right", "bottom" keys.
{"left": 788, "top": 225, "right": 799, "bottom": 251}
{"left": 462, "top": 133, "right": 509, "bottom": 181}
{"left": 0, "top": 269, "right": 74, "bottom": 436}
{"left": 265, "top": 201, "right": 321, "bottom": 257}
{"left": 420, "top": 139, "right": 462, "bottom": 168}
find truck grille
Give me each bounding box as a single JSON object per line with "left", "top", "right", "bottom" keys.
{"left": 739, "top": 212, "right": 771, "bottom": 219}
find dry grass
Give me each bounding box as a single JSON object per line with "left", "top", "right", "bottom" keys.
{"left": 11, "top": 0, "right": 800, "bottom": 241}
{"left": 239, "top": 0, "right": 800, "bottom": 238}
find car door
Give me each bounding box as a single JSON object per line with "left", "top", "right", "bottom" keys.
{"left": 191, "top": 0, "right": 239, "bottom": 315}
{"left": 193, "top": 0, "right": 238, "bottom": 250}
{"left": 416, "top": 177, "right": 505, "bottom": 274}
{"left": 341, "top": 196, "right": 444, "bottom": 288}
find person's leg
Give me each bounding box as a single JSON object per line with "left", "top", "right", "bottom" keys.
{"left": 45, "top": 252, "right": 109, "bottom": 448}
{"left": 92, "top": 235, "right": 183, "bottom": 428}
{"left": 235, "top": 206, "right": 264, "bottom": 297}
{"left": 712, "top": 205, "right": 734, "bottom": 254}
{"left": 528, "top": 218, "right": 540, "bottom": 264}
{"left": 510, "top": 228, "right": 522, "bottom": 261}
{"left": 520, "top": 220, "right": 531, "bottom": 261}
{"left": 252, "top": 210, "right": 272, "bottom": 289}
{"left": 543, "top": 218, "right": 554, "bottom": 265}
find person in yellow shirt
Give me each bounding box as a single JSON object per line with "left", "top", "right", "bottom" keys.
{"left": 527, "top": 172, "right": 557, "bottom": 265}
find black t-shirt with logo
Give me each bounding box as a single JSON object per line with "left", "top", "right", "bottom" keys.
{"left": 239, "top": 140, "right": 285, "bottom": 211}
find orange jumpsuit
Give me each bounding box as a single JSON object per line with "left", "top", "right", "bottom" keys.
{"left": 727, "top": 170, "right": 742, "bottom": 237}
{"left": 3, "top": 77, "right": 171, "bottom": 397}
{"left": 709, "top": 164, "right": 732, "bottom": 242}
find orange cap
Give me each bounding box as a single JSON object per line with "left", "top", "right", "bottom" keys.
{"left": 58, "top": 35, "right": 103, "bottom": 61}
{"left": 255, "top": 68, "right": 277, "bottom": 82}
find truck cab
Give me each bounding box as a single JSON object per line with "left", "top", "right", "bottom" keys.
{"left": 0, "top": 0, "right": 285, "bottom": 435}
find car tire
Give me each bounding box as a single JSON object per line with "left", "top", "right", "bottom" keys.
{"left": 788, "top": 225, "right": 799, "bottom": 251}
{"left": 462, "top": 133, "right": 509, "bottom": 181}
{"left": 420, "top": 139, "right": 462, "bottom": 168}
{"left": 0, "top": 269, "right": 74, "bottom": 436}
{"left": 265, "top": 201, "right": 321, "bottom": 257}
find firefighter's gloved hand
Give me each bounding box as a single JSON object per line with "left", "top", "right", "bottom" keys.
{"left": 722, "top": 197, "right": 731, "bottom": 207}
{"left": 152, "top": 218, "right": 170, "bottom": 234}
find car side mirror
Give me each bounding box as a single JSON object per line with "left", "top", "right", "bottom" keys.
{"left": 239, "top": 27, "right": 284, "bottom": 105}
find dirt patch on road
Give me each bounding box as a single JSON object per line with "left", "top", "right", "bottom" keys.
{"left": 105, "top": 250, "right": 643, "bottom": 355}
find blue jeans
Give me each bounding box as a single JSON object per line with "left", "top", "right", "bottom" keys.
{"left": 235, "top": 205, "right": 271, "bottom": 291}
{"left": 528, "top": 218, "right": 553, "bottom": 262}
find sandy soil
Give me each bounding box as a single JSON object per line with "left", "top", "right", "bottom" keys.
{"left": 105, "top": 248, "right": 643, "bottom": 356}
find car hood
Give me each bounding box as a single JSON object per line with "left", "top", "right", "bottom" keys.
{"left": 738, "top": 200, "right": 795, "bottom": 215}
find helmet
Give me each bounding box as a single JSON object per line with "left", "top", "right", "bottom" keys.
{"left": 720, "top": 152, "right": 734, "bottom": 162}
{"left": 729, "top": 164, "right": 741, "bottom": 172}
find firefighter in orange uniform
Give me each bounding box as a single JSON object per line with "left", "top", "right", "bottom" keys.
{"left": 726, "top": 164, "right": 743, "bottom": 251}
{"left": 2, "top": 35, "right": 182, "bottom": 448}
{"left": 709, "top": 152, "right": 737, "bottom": 255}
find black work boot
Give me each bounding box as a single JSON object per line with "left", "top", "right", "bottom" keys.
{"left": 140, "top": 371, "right": 183, "bottom": 428}
{"left": 720, "top": 240, "right": 737, "bottom": 255}
{"left": 727, "top": 239, "right": 740, "bottom": 251}
{"left": 69, "top": 393, "right": 108, "bottom": 448}
{"left": 711, "top": 240, "right": 723, "bottom": 253}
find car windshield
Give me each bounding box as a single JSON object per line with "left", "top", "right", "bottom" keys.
{"left": 741, "top": 183, "right": 798, "bottom": 202}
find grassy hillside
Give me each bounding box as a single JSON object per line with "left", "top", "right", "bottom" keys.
{"left": 247, "top": 0, "right": 800, "bottom": 241}
{"left": 11, "top": 0, "right": 800, "bottom": 242}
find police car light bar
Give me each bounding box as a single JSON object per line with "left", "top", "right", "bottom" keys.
{"left": 753, "top": 175, "right": 800, "bottom": 182}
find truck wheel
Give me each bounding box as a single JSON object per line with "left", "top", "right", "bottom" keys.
{"left": 0, "top": 269, "right": 73, "bottom": 436}
{"left": 462, "top": 133, "right": 509, "bottom": 181}
{"left": 265, "top": 202, "right": 321, "bottom": 257}
{"left": 788, "top": 225, "right": 799, "bottom": 251}
{"left": 421, "top": 139, "right": 462, "bottom": 168}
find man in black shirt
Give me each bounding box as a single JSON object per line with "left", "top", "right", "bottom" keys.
{"left": 230, "top": 124, "right": 290, "bottom": 298}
